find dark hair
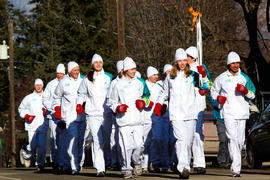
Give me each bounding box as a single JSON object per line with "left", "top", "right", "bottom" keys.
{"left": 87, "top": 70, "right": 95, "bottom": 82}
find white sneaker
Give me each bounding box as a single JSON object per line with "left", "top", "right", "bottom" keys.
{"left": 123, "top": 171, "right": 133, "bottom": 179}
{"left": 134, "top": 164, "right": 142, "bottom": 176}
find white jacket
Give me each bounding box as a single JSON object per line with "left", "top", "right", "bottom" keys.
{"left": 52, "top": 74, "right": 84, "bottom": 124}
{"left": 157, "top": 70, "right": 208, "bottom": 121}
{"left": 144, "top": 80, "right": 163, "bottom": 124}
{"left": 210, "top": 69, "right": 256, "bottom": 119}
{"left": 18, "top": 91, "right": 46, "bottom": 131}
{"left": 107, "top": 76, "right": 150, "bottom": 127}
{"left": 42, "top": 78, "right": 60, "bottom": 112}
{"left": 189, "top": 62, "right": 211, "bottom": 112}
{"left": 77, "top": 70, "right": 113, "bottom": 117}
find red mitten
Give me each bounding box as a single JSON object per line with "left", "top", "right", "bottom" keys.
{"left": 54, "top": 106, "right": 62, "bottom": 120}
{"left": 237, "top": 83, "right": 249, "bottom": 95}
{"left": 160, "top": 104, "right": 167, "bottom": 116}
{"left": 116, "top": 104, "right": 129, "bottom": 113}
{"left": 135, "top": 99, "right": 146, "bottom": 110}
{"left": 217, "top": 96, "right": 227, "bottom": 105}
{"left": 197, "top": 65, "right": 206, "bottom": 78}
{"left": 148, "top": 101, "right": 154, "bottom": 109}
{"left": 42, "top": 107, "right": 46, "bottom": 116}
{"left": 76, "top": 104, "right": 84, "bottom": 115}
{"left": 154, "top": 103, "right": 162, "bottom": 116}
{"left": 25, "top": 114, "right": 36, "bottom": 123}
{"left": 199, "top": 89, "right": 209, "bottom": 96}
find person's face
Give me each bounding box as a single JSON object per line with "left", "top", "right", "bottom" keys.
{"left": 93, "top": 61, "right": 103, "bottom": 72}
{"left": 149, "top": 74, "right": 159, "bottom": 83}
{"left": 69, "top": 66, "right": 80, "bottom": 79}
{"left": 177, "top": 59, "right": 188, "bottom": 70}
{"left": 35, "top": 84, "right": 43, "bottom": 93}
{"left": 229, "top": 62, "right": 240, "bottom": 74}
{"left": 187, "top": 55, "right": 196, "bottom": 65}
{"left": 56, "top": 72, "right": 64, "bottom": 80}
{"left": 125, "top": 68, "right": 136, "bottom": 79}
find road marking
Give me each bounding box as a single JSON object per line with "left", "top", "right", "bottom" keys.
{"left": 0, "top": 175, "right": 21, "bottom": 180}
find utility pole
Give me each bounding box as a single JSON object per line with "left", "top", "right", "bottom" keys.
{"left": 8, "top": 20, "right": 16, "bottom": 167}
{"left": 116, "top": 0, "right": 126, "bottom": 60}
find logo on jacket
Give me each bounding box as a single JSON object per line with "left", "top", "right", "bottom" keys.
{"left": 65, "top": 83, "right": 70, "bottom": 87}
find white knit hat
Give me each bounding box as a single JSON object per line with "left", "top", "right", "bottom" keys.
{"left": 56, "top": 63, "right": 65, "bottom": 74}
{"left": 227, "top": 51, "right": 240, "bottom": 65}
{"left": 174, "top": 48, "right": 187, "bottom": 61}
{"left": 135, "top": 71, "right": 141, "bottom": 78}
{"left": 116, "top": 60, "right": 124, "bottom": 74}
{"left": 67, "top": 61, "right": 79, "bottom": 73}
{"left": 91, "top": 53, "right": 103, "bottom": 64}
{"left": 123, "top": 57, "right": 136, "bottom": 71}
{"left": 34, "top": 78, "right": 43, "bottom": 87}
{"left": 147, "top": 66, "right": 159, "bottom": 78}
{"left": 186, "top": 46, "right": 198, "bottom": 59}
{"left": 163, "top": 64, "right": 172, "bottom": 74}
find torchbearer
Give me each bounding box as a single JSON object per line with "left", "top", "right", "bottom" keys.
{"left": 154, "top": 48, "right": 209, "bottom": 179}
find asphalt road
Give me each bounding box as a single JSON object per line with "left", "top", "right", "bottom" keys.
{"left": 0, "top": 165, "right": 270, "bottom": 180}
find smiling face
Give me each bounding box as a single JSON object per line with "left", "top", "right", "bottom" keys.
{"left": 93, "top": 61, "right": 103, "bottom": 72}
{"left": 229, "top": 62, "right": 240, "bottom": 75}
{"left": 56, "top": 72, "right": 64, "bottom": 80}
{"left": 125, "top": 68, "right": 137, "bottom": 79}
{"left": 69, "top": 66, "right": 80, "bottom": 79}
{"left": 177, "top": 59, "right": 188, "bottom": 70}
{"left": 149, "top": 74, "right": 159, "bottom": 83}
{"left": 35, "top": 84, "right": 43, "bottom": 93}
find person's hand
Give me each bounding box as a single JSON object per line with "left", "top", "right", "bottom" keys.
{"left": 217, "top": 96, "right": 227, "bottom": 105}
{"left": 154, "top": 103, "right": 162, "bottom": 116}
{"left": 116, "top": 104, "right": 129, "bottom": 114}
{"left": 54, "top": 106, "right": 61, "bottom": 120}
{"left": 199, "top": 89, "right": 208, "bottom": 96}
{"left": 25, "top": 114, "right": 35, "bottom": 123}
{"left": 237, "top": 83, "right": 248, "bottom": 95}
{"left": 76, "top": 104, "right": 84, "bottom": 115}
{"left": 148, "top": 101, "right": 154, "bottom": 109}
{"left": 42, "top": 107, "right": 46, "bottom": 116}
{"left": 197, "top": 65, "right": 206, "bottom": 78}
{"left": 135, "top": 99, "right": 146, "bottom": 110}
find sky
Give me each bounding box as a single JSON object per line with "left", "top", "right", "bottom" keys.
{"left": 9, "top": 0, "right": 34, "bottom": 13}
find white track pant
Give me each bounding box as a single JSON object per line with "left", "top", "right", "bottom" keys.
{"left": 224, "top": 119, "right": 246, "bottom": 174}
{"left": 49, "top": 119, "right": 58, "bottom": 164}
{"left": 66, "top": 120, "right": 86, "bottom": 171}
{"left": 142, "top": 123, "right": 152, "bottom": 169}
{"left": 88, "top": 115, "right": 111, "bottom": 173}
{"left": 172, "top": 119, "right": 196, "bottom": 173}
{"left": 119, "top": 125, "right": 143, "bottom": 172}
{"left": 27, "top": 124, "right": 48, "bottom": 167}
{"left": 192, "top": 111, "right": 206, "bottom": 168}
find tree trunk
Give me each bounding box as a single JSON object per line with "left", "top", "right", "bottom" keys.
{"left": 235, "top": 0, "right": 270, "bottom": 90}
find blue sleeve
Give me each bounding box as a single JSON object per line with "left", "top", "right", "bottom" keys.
{"left": 241, "top": 72, "right": 256, "bottom": 94}
{"left": 137, "top": 77, "right": 150, "bottom": 100}
{"left": 208, "top": 96, "right": 219, "bottom": 109}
